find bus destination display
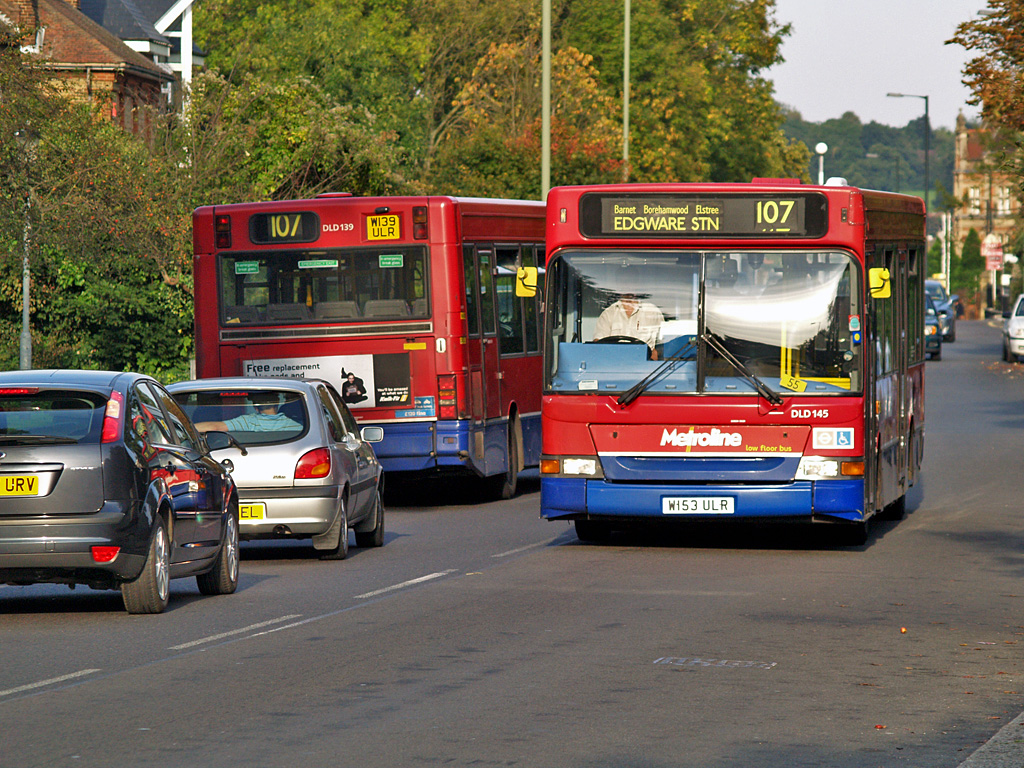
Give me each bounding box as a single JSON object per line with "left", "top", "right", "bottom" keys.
{"left": 249, "top": 211, "right": 321, "bottom": 244}
{"left": 579, "top": 193, "right": 828, "bottom": 238}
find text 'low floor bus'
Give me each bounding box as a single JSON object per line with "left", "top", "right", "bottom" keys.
{"left": 193, "top": 194, "right": 546, "bottom": 497}
{"left": 540, "top": 180, "right": 926, "bottom": 543}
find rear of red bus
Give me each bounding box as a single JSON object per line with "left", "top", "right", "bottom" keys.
{"left": 193, "top": 194, "right": 545, "bottom": 481}
{"left": 539, "top": 182, "right": 925, "bottom": 541}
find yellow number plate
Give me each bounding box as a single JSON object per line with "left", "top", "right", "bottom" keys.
{"left": 239, "top": 502, "right": 265, "bottom": 520}
{"left": 0, "top": 475, "right": 40, "bottom": 496}
{"left": 367, "top": 214, "right": 400, "bottom": 241}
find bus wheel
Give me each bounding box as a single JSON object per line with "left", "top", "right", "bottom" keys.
{"left": 489, "top": 418, "right": 521, "bottom": 500}
{"left": 575, "top": 519, "right": 612, "bottom": 543}
{"left": 880, "top": 494, "right": 906, "bottom": 521}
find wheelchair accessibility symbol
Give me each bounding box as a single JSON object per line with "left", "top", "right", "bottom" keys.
{"left": 812, "top": 428, "right": 855, "bottom": 450}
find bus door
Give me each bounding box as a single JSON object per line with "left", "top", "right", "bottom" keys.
{"left": 476, "top": 247, "right": 502, "bottom": 419}
{"left": 462, "top": 245, "right": 486, "bottom": 425}
{"left": 895, "top": 247, "right": 910, "bottom": 494}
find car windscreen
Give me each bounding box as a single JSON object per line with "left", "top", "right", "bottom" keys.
{"left": 0, "top": 389, "right": 107, "bottom": 444}
{"left": 173, "top": 389, "right": 309, "bottom": 446}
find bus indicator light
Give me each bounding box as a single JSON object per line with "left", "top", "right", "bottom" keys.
{"left": 215, "top": 214, "right": 231, "bottom": 249}
{"left": 413, "top": 206, "right": 428, "bottom": 239}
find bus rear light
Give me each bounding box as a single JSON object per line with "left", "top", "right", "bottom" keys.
{"left": 91, "top": 545, "right": 120, "bottom": 563}
{"left": 215, "top": 214, "right": 231, "bottom": 249}
{"left": 101, "top": 390, "right": 125, "bottom": 444}
{"left": 295, "top": 448, "right": 331, "bottom": 479}
{"left": 413, "top": 206, "right": 428, "bottom": 239}
{"left": 841, "top": 461, "right": 865, "bottom": 477}
{"left": 437, "top": 374, "right": 457, "bottom": 419}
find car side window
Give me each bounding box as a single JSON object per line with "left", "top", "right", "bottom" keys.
{"left": 134, "top": 383, "right": 174, "bottom": 445}
{"left": 151, "top": 384, "right": 199, "bottom": 451}
{"left": 315, "top": 385, "right": 346, "bottom": 441}
{"left": 326, "top": 385, "right": 360, "bottom": 436}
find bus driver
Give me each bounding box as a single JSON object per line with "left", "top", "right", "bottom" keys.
{"left": 593, "top": 292, "right": 665, "bottom": 358}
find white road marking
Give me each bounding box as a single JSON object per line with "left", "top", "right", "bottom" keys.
{"left": 492, "top": 540, "right": 550, "bottom": 558}
{"left": 169, "top": 615, "right": 302, "bottom": 650}
{"left": 0, "top": 669, "right": 101, "bottom": 698}
{"left": 355, "top": 570, "right": 456, "bottom": 599}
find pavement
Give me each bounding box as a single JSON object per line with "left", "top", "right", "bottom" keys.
{"left": 957, "top": 712, "right": 1024, "bottom": 767}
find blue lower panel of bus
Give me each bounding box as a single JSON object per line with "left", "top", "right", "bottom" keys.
{"left": 371, "top": 415, "right": 541, "bottom": 477}
{"left": 540, "top": 478, "right": 865, "bottom": 522}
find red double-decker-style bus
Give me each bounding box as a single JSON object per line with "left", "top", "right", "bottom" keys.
{"left": 540, "top": 181, "right": 926, "bottom": 543}
{"left": 192, "top": 194, "right": 546, "bottom": 497}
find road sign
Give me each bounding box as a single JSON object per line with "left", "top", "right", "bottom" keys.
{"left": 982, "top": 233, "right": 1004, "bottom": 270}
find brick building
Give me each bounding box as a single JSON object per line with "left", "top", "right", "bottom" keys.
{"left": 951, "top": 113, "right": 1021, "bottom": 309}
{"left": 0, "top": 0, "right": 174, "bottom": 137}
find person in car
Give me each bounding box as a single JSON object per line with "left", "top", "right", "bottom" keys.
{"left": 194, "top": 392, "right": 301, "bottom": 433}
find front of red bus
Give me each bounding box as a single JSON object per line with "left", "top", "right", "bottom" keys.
{"left": 540, "top": 184, "right": 874, "bottom": 541}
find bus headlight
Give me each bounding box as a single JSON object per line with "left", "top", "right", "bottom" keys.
{"left": 562, "top": 458, "right": 598, "bottom": 476}
{"left": 795, "top": 456, "right": 840, "bottom": 480}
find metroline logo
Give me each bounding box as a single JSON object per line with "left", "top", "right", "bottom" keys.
{"left": 661, "top": 427, "right": 743, "bottom": 448}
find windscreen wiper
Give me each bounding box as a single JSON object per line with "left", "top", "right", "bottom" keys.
{"left": 701, "top": 331, "right": 784, "bottom": 407}
{"left": 617, "top": 337, "right": 698, "bottom": 407}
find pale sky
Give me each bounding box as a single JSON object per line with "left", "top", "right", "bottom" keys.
{"left": 768, "top": 0, "right": 989, "bottom": 130}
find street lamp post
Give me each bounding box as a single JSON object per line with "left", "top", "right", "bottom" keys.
{"left": 815, "top": 142, "right": 828, "bottom": 185}
{"left": 886, "top": 92, "right": 929, "bottom": 212}
{"left": 14, "top": 129, "right": 37, "bottom": 370}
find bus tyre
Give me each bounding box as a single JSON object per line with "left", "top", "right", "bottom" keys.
{"left": 320, "top": 499, "right": 349, "bottom": 560}
{"left": 835, "top": 520, "right": 869, "bottom": 547}
{"left": 880, "top": 494, "right": 906, "bottom": 521}
{"left": 122, "top": 517, "right": 171, "bottom": 614}
{"left": 489, "top": 418, "right": 521, "bottom": 500}
{"left": 575, "top": 519, "right": 612, "bottom": 543}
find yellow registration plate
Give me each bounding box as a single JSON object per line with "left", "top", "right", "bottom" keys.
{"left": 0, "top": 475, "right": 40, "bottom": 496}
{"left": 367, "top": 214, "right": 400, "bottom": 241}
{"left": 239, "top": 502, "right": 265, "bottom": 520}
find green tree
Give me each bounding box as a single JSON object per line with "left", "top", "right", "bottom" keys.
{"left": 952, "top": 228, "right": 985, "bottom": 303}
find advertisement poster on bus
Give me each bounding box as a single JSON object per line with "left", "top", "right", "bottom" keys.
{"left": 241, "top": 354, "right": 411, "bottom": 409}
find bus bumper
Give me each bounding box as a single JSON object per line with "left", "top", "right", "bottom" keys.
{"left": 540, "top": 477, "right": 866, "bottom": 522}
{"left": 369, "top": 420, "right": 472, "bottom": 473}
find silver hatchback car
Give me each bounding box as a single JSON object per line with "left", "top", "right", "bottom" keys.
{"left": 169, "top": 377, "right": 384, "bottom": 560}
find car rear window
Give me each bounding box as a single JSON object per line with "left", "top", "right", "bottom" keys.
{"left": 173, "top": 389, "right": 308, "bottom": 446}
{"left": 0, "top": 389, "right": 107, "bottom": 444}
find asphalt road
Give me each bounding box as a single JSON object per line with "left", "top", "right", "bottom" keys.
{"left": 3, "top": 319, "right": 1024, "bottom": 768}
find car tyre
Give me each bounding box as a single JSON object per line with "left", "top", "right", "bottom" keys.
{"left": 320, "top": 498, "right": 349, "bottom": 560}
{"left": 122, "top": 518, "right": 171, "bottom": 614}
{"left": 354, "top": 489, "right": 385, "bottom": 548}
{"left": 197, "top": 503, "right": 240, "bottom": 595}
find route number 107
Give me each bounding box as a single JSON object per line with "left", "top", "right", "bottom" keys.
{"left": 755, "top": 199, "right": 795, "bottom": 225}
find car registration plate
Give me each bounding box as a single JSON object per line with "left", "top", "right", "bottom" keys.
{"left": 239, "top": 502, "right": 266, "bottom": 520}
{"left": 662, "top": 497, "right": 734, "bottom": 515}
{"left": 367, "top": 214, "right": 400, "bottom": 241}
{"left": 0, "top": 475, "right": 40, "bottom": 496}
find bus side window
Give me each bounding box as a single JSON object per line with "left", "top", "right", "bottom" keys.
{"left": 463, "top": 245, "right": 480, "bottom": 338}
{"left": 479, "top": 249, "right": 497, "bottom": 336}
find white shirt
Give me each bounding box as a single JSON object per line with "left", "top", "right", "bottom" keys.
{"left": 593, "top": 300, "right": 665, "bottom": 348}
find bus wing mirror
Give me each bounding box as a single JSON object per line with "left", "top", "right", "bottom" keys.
{"left": 868, "top": 268, "right": 891, "bottom": 299}
{"left": 516, "top": 267, "right": 538, "bottom": 297}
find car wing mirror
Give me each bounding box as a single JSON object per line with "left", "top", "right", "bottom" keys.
{"left": 203, "top": 430, "right": 248, "bottom": 456}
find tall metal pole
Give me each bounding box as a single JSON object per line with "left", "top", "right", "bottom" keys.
{"left": 886, "top": 92, "right": 929, "bottom": 210}
{"left": 20, "top": 193, "right": 31, "bottom": 370}
{"left": 622, "top": 0, "right": 630, "bottom": 182}
{"left": 541, "top": 0, "right": 551, "bottom": 199}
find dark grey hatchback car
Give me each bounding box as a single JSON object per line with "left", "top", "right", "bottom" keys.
{"left": 0, "top": 370, "right": 240, "bottom": 614}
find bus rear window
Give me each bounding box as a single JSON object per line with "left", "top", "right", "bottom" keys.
{"left": 219, "top": 247, "right": 429, "bottom": 325}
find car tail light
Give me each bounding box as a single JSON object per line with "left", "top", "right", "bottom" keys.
{"left": 413, "top": 206, "right": 428, "bottom": 239}
{"left": 101, "top": 390, "right": 125, "bottom": 444}
{"left": 91, "top": 546, "right": 120, "bottom": 563}
{"left": 437, "top": 374, "right": 457, "bottom": 419}
{"left": 215, "top": 214, "right": 231, "bottom": 249}
{"left": 0, "top": 387, "right": 38, "bottom": 395}
{"left": 295, "top": 447, "right": 331, "bottom": 479}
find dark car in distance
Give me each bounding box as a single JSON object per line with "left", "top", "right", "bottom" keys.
{"left": 0, "top": 370, "right": 241, "bottom": 614}
{"left": 925, "top": 295, "right": 942, "bottom": 360}
{"left": 925, "top": 279, "right": 957, "bottom": 342}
